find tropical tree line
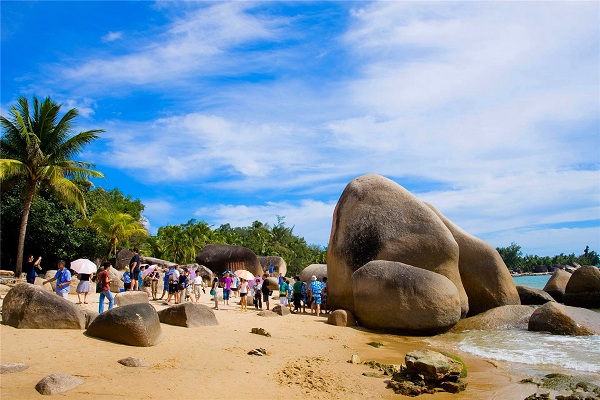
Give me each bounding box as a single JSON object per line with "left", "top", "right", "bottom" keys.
{"left": 496, "top": 242, "right": 599, "bottom": 272}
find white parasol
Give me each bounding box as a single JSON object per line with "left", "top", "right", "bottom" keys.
{"left": 234, "top": 269, "right": 255, "bottom": 282}
{"left": 70, "top": 258, "right": 97, "bottom": 275}
{"left": 142, "top": 265, "right": 157, "bottom": 278}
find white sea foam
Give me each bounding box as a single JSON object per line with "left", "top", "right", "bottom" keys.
{"left": 454, "top": 330, "right": 600, "bottom": 373}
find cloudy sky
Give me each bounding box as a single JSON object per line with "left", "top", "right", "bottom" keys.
{"left": 2, "top": 1, "right": 599, "bottom": 256}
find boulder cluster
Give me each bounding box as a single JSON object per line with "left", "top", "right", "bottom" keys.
{"left": 327, "top": 174, "right": 520, "bottom": 334}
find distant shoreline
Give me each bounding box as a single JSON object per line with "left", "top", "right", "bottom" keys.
{"left": 511, "top": 272, "right": 552, "bottom": 277}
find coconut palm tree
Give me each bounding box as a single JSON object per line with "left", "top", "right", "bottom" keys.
{"left": 0, "top": 96, "right": 104, "bottom": 275}
{"left": 78, "top": 209, "right": 148, "bottom": 259}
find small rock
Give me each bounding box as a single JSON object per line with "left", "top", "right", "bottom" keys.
{"left": 118, "top": 357, "right": 150, "bottom": 367}
{"left": 257, "top": 310, "right": 278, "bottom": 317}
{"left": 248, "top": 348, "right": 268, "bottom": 356}
{"left": 35, "top": 372, "right": 84, "bottom": 395}
{"left": 250, "top": 327, "right": 271, "bottom": 337}
{"left": 440, "top": 379, "right": 468, "bottom": 393}
{"left": 1, "top": 363, "right": 29, "bottom": 374}
{"left": 271, "top": 305, "right": 291, "bottom": 316}
{"left": 349, "top": 354, "right": 361, "bottom": 364}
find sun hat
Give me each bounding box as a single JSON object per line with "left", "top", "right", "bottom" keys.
{"left": 311, "top": 275, "right": 317, "bottom": 281}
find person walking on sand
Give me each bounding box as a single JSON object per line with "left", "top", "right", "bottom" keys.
{"left": 211, "top": 277, "right": 220, "bottom": 310}
{"left": 25, "top": 254, "right": 42, "bottom": 284}
{"left": 279, "top": 278, "right": 289, "bottom": 306}
{"left": 221, "top": 272, "right": 233, "bottom": 306}
{"left": 76, "top": 271, "right": 91, "bottom": 304}
{"left": 159, "top": 266, "right": 174, "bottom": 301}
{"left": 308, "top": 275, "right": 324, "bottom": 317}
{"left": 43, "top": 260, "right": 71, "bottom": 299}
{"left": 192, "top": 273, "right": 204, "bottom": 303}
{"left": 239, "top": 278, "right": 249, "bottom": 311}
{"left": 261, "top": 274, "right": 271, "bottom": 310}
{"left": 97, "top": 261, "right": 114, "bottom": 313}
{"left": 252, "top": 278, "right": 262, "bottom": 309}
{"left": 292, "top": 276, "right": 302, "bottom": 313}
{"left": 149, "top": 268, "right": 160, "bottom": 300}
{"left": 129, "top": 248, "right": 140, "bottom": 291}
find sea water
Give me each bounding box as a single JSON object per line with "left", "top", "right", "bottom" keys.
{"left": 512, "top": 274, "right": 551, "bottom": 290}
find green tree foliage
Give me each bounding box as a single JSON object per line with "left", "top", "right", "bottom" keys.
{"left": 497, "top": 243, "right": 599, "bottom": 272}
{"left": 0, "top": 184, "right": 144, "bottom": 270}
{"left": 0, "top": 96, "right": 103, "bottom": 274}
{"left": 77, "top": 209, "right": 148, "bottom": 259}
{"left": 150, "top": 216, "right": 326, "bottom": 275}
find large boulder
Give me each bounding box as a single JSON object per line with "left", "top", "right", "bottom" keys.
{"left": 451, "top": 305, "right": 535, "bottom": 332}
{"left": 258, "top": 256, "right": 287, "bottom": 277}
{"left": 300, "top": 264, "right": 327, "bottom": 284}
{"left": 327, "top": 175, "right": 468, "bottom": 315}
{"left": 543, "top": 269, "right": 571, "bottom": 302}
{"left": 516, "top": 285, "right": 555, "bottom": 305}
{"left": 115, "top": 248, "right": 134, "bottom": 269}
{"left": 139, "top": 256, "right": 177, "bottom": 270}
{"left": 528, "top": 302, "right": 600, "bottom": 336}
{"left": 157, "top": 303, "right": 218, "bottom": 327}
{"left": 352, "top": 261, "right": 462, "bottom": 335}
{"left": 109, "top": 268, "right": 124, "bottom": 293}
{"left": 426, "top": 204, "right": 520, "bottom": 316}
{"left": 180, "top": 263, "right": 214, "bottom": 281}
{"left": 86, "top": 303, "right": 164, "bottom": 346}
{"left": 1, "top": 283, "right": 85, "bottom": 329}
{"left": 114, "top": 291, "right": 149, "bottom": 306}
{"left": 196, "top": 244, "right": 262, "bottom": 277}
{"left": 564, "top": 266, "right": 600, "bottom": 309}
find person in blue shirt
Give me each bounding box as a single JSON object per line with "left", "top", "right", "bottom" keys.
{"left": 122, "top": 269, "right": 132, "bottom": 291}
{"left": 308, "top": 275, "right": 324, "bottom": 317}
{"left": 43, "top": 260, "right": 71, "bottom": 299}
{"left": 158, "top": 266, "right": 174, "bottom": 301}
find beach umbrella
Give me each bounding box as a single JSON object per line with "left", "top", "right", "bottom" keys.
{"left": 248, "top": 277, "right": 263, "bottom": 290}
{"left": 235, "top": 269, "right": 254, "bottom": 281}
{"left": 70, "top": 258, "right": 97, "bottom": 274}
{"left": 142, "top": 265, "right": 157, "bottom": 278}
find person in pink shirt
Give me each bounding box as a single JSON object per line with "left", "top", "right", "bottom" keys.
{"left": 221, "top": 272, "right": 233, "bottom": 306}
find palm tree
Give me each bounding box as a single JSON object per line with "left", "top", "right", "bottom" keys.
{"left": 78, "top": 209, "right": 148, "bottom": 259}
{"left": 0, "top": 96, "right": 104, "bottom": 275}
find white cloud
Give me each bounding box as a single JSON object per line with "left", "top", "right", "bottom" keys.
{"left": 58, "top": 3, "right": 288, "bottom": 89}
{"left": 101, "top": 31, "right": 122, "bottom": 42}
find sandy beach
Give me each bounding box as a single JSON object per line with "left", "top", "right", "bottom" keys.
{"left": 1, "top": 289, "right": 538, "bottom": 400}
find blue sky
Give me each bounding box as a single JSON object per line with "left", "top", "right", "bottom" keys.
{"left": 2, "top": 1, "right": 599, "bottom": 257}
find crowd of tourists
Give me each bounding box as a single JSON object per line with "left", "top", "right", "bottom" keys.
{"left": 33, "top": 250, "right": 328, "bottom": 317}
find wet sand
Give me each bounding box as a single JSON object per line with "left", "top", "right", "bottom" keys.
{"left": 0, "top": 289, "right": 539, "bottom": 399}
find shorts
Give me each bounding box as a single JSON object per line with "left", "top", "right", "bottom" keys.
{"left": 232, "top": 287, "right": 239, "bottom": 292}
{"left": 223, "top": 289, "right": 231, "bottom": 300}
{"left": 56, "top": 292, "right": 69, "bottom": 299}
{"left": 262, "top": 293, "right": 269, "bottom": 302}
{"left": 312, "top": 295, "right": 322, "bottom": 305}
{"left": 168, "top": 282, "right": 179, "bottom": 294}
{"left": 280, "top": 296, "right": 288, "bottom": 305}
{"left": 240, "top": 292, "right": 247, "bottom": 297}
{"left": 132, "top": 270, "right": 140, "bottom": 280}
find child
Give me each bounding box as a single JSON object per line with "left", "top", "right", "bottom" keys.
{"left": 252, "top": 278, "right": 262, "bottom": 310}
{"left": 211, "top": 277, "right": 220, "bottom": 310}
{"left": 239, "top": 278, "right": 249, "bottom": 311}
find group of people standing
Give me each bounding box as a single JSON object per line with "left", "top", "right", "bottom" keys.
{"left": 208, "top": 271, "right": 329, "bottom": 317}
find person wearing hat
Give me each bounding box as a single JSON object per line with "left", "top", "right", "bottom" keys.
{"left": 308, "top": 275, "right": 324, "bottom": 317}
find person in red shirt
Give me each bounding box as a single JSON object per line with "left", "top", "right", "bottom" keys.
{"left": 98, "top": 261, "right": 114, "bottom": 313}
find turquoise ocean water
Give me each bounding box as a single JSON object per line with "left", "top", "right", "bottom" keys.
{"left": 512, "top": 274, "right": 551, "bottom": 290}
